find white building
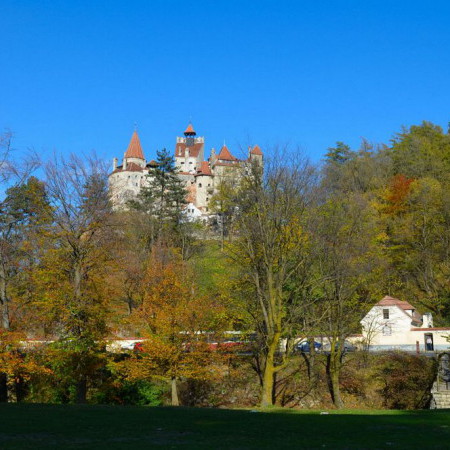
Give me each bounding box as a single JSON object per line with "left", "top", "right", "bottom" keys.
{"left": 361, "top": 296, "right": 450, "bottom": 352}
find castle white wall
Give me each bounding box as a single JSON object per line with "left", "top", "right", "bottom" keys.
{"left": 195, "top": 175, "right": 214, "bottom": 211}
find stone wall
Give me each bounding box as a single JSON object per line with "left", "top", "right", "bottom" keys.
{"left": 430, "top": 381, "right": 450, "bottom": 408}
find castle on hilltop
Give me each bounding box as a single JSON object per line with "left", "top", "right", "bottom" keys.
{"left": 108, "top": 123, "right": 263, "bottom": 219}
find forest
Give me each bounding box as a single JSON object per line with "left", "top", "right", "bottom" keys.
{"left": 0, "top": 121, "right": 449, "bottom": 409}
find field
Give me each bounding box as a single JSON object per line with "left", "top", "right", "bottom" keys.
{"left": 0, "top": 404, "right": 449, "bottom": 449}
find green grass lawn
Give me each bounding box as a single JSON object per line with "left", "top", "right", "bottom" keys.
{"left": 0, "top": 404, "right": 449, "bottom": 449}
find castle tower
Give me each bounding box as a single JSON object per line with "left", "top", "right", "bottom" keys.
{"left": 249, "top": 145, "right": 263, "bottom": 165}
{"left": 108, "top": 129, "right": 148, "bottom": 207}
{"left": 123, "top": 130, "right": 146, "bottom": 168}
{"left": 184, "top": 122, "right": 196, "bottom": 147}
{"left": 175, "top": 123, "right": 205, "bottom": 173}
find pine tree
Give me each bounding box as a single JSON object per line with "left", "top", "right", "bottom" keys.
{"left": 131, "top": 148, "right": 187, "bottom": 232}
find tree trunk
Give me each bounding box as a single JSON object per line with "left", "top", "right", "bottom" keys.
{"left": 326, "top": 352, "right": 344, "bottom": 409}
{"left": 260, "top": 332, "right": 279, "bottom": 407}
{"left": 75, "top": 377, "right": 87, "bottom": 404}
{"left": 171, "top": 377, "right": 180, "bottom": 406}
{"left": 304, "top": 337, "right": 317, "bottom": 383}
{"left": 0, "top": 263, "right": 10, "bottom": 330}
{"left": 0, "top": 372, "right": 8, "bottom": 402}
{"left": 220, "top": 214, "right": 225, "bottom": 251}
{"left": 14, "top": 376, "right": 27, "bottom": 402}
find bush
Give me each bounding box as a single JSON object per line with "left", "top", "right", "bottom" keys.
{"left": 92, "top": 379, "right": 166, "bottom": 406}
{"left": 373, "top": 352, "right": 437, "bottom": 409}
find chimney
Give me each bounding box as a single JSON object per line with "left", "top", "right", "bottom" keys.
{"left": 123, "top": 153, "right": 127, "bottom": 170}
{"left": 423, "top": 312, "right": 433, "bottom": 328}
{"left": 113, "top": 157, "right": 118, "bottom": 171}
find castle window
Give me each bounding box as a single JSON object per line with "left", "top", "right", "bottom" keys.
{"left": 383, "top": 309, "right": 389, "bottom": 320}
{"left": 205, "top": 207, "right": 208, "bottom": 212}
{"left": 189, "top": 161, "right": 193, "bottom": 164}
{"left": 206, "top": 197, "right": 209, "bottom": 202}
{"left": 199, "top": 183, "right": 202, "bottom": 188}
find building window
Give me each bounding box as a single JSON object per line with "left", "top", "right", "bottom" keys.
{"left": 181, "top": 161, "right": 184, "bottom": 164}
{"left": 383, "top": 309, "right": 389, "bottom": 320}
{"left": 189, "top": 161, "right": 193, "bottom": 164}
{"left": 199, "top": 183, "right": 202, "bottom": 188}
{"left": 206, "top": 197, "right": 209, "bottom": 202}
{"left": 382, "top": 325, "right": 392, "bottom": 336}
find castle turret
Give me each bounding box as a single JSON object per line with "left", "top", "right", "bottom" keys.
{"left": 249, "top": 145, "right": 263, "bottom": 164}
{"left": 108, "top": 129, "right": 148, "bottom": 208}
{"left": 123, "top": 130, "right": 146, "bottom": 168}
{"left": 175, "top": 122, "right": 205, "bottom": 173}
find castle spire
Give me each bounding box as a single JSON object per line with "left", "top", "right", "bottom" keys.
{"left": 184, "top": 122, "right": 196, "bottom": 136}
{"left": 124, "top": 130, "right": 145, "bottom": 160}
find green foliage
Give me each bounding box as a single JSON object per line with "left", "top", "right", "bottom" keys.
{"left": 390, "top": 121, "right": 450, "bottom": 181}
{"left": 93, "top": 379, "right": 166, "bottom": 406}
{"left": 131, "top": 148, "right": 187, "bottom": 225}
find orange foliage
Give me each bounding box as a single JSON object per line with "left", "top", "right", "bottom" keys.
{"left": 385, "top": 174, "right": 414, "bottom": 214}
{"left": 119, "top": 251, "right": 227, "bottom": 386}
{"left": 0, "top": 331, "right": 52, "bottom": 389}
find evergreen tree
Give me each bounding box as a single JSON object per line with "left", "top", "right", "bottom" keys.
{"left": 132, "top": 148, "right": 187, "bottom": 229}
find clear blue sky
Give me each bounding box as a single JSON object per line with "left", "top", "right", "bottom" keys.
{"left": 1, "top": 0, "right": 449, "bottom": 165}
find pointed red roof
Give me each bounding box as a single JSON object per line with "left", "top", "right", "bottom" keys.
{"left": 124, "top": 130, "right": 145, "bottom": 160}
{"left": 217, "top": 145, "right": 236, "bottom": 161}
{"left": 251, "top": 145, "right": 263, "bottom": 156}
{"left": 184, "top": 123, "right": 196, "bottom": 136}
{"left": 195, "top": 161, "right": 212, "bottom": 176}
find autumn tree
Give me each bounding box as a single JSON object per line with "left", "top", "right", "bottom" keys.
{"left": 378, "top": 122, "right": 450, "bottom": 323}
{"left": 121, "top": 249, "right": 226, "bottom": 405}
{"left": 32, "top": 155, "right": 115, "bottom": 402}
{"left": 310, "top": 194, "right": 384, "bottom": 408}
{"left": 0, "top": 131, "right": 40, "bottom": 330}
{"left": 209, "top": 174, "right": 239, "bottom": 250}
{"left": 230, "top": 154, "right": 316, "bottom": 407}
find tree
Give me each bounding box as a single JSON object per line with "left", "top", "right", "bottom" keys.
{"left": 380, "top": 177, "right": 450, "bottom": 322}
{"left": 32, "top": 155, "right": 115, "bottom": 402}
{"left": 121, "top": 250, "right": 226, "bottom": 405}
{"left": 0, "top": 177, "right": 51, "bottom": 331}
{"left": 230, "top": 155, "right": 316, "bottom": 407}
{"left": 0, "top": 131, "right": 40, "bottom": 331}
{"left": 390, "top": 121, "right": 450, "bottom": 181}
{"left": 379, "top": 122, "right": 450, "bottom": 323}
{"left": 130, "top": 148, "right": 187, "bottom": 234}
{"left": 209, "top": 175, "right": 239, "bottom": 251}
{"left": 128, "top": 148, "right": 199, "bottom": 262}
{"left": 310, "top": 194, "right": 384, "bottom": 408}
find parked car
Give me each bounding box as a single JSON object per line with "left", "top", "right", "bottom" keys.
{"left": 323, "top": 341, "right": 356, "bottom": 353}
{"left": 295, "top": 340, "right": 322, "bottom": 353}
{"left": 133, "top": 341, "right": 145, "bottom": 352}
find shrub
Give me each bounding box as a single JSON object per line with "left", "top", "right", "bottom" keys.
{"left": 373, "top": 352, "right": 437, "bottom": 409}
